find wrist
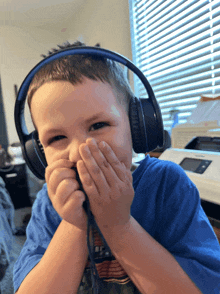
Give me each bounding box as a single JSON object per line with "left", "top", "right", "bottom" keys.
{"left": 98, "top": 215, "right": 133, "bottom": 243}
{"left": 63, "top": 210, "right": 88, "bottom": 232}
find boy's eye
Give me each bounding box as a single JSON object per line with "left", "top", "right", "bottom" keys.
{"left": 46, "top": 123, "right": 108, "bottom": 145}
{"left": 90, "top": 122, "right": 109, "bottom": 131}
{"left": 48, "top": 135, "right": 66, "bottom": 145}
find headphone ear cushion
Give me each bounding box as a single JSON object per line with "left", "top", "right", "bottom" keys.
{"left": 129, "top": 97, "right": 148, "bottom": 153}
{"left": 22, "top": 130, "right": 47, "bottom": 180}
{"left": 129, "top": 97, "right": 164, "bottom": 153}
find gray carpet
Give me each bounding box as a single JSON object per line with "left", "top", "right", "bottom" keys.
{"left": 0, "top": 235, "right": 26, "bottom": 294}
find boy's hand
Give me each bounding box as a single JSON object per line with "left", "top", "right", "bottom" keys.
{"left": 77, "top": 139, "right": 134, "bottom": 230}
{"left": 45, "top": 159, "right": 87, "bottom": 231}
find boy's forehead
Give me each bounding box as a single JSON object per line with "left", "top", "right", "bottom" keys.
{"left": 31, "top": 79, "right": 124, "bottom": 128}
{"left": 32, "top": 79, "right": 118, "bottom": 106}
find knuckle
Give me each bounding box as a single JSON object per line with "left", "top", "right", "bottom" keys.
{"left": 63, "top": 178, "right": 79, "bottom": 192}
{"left": 46, "top": 160, "right": 73, "bottom": 177}
{"left": 45, "top": 165, "right": 50, "bottom": 175}
{"left": 62, "top": 178, "right": 73, "bottom": 188}
{"left": 91, "top": 165, "right": 100, "bottom": 174}
{"left": 45, "top": 165, "right": 52, "bottom": 181}
{"left": 72, "top": 178, "right": 80, "bottom": 190}
{"left": 100, "top": 159, "right": 109, "bottom": 168}
{"left": 111, "top": 159, "right": 120, "bottom": 167}
{"left": 53, "top": 168, "right": 61, "bottom": 178}
{"left": 52, "top": 167, "right": 75, "bottom": 184}
{"left": 73, "top": 190, "right": 85, "bottom": 203}
{"left": 84, "top": 175, "right": 93, "bottom": 187}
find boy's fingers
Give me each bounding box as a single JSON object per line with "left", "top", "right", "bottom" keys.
{"left": 79, "top": 143, "right": 110, "bottom": 191}
{"left": 45, "top": 159, "right": 75, "bottom": 183}
{"left": 86, "top": 139, "right": 126, "bottom": 184}
{"left": 49, "top": 168, "right": 78, "bottom": 196}
{"left": 99, "top": 141, "right": 126, "bottom": 181}
{"left": 55, "top": 178, "right": 81, "bottom": 207}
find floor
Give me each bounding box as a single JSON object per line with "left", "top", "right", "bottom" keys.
{"left": 1, "top": 208, "right": 30, "bottom": 294}
{"left": 12, "top": 207, "right": 30, "bottom": 250}
{"left": 14, "top": 207, "right": 32, "bottom": 228}
{"left": 12, "top": 207, "right": 30, "bottom": 261}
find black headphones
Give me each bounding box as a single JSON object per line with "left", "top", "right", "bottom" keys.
{"left": 14, "top": 46, "right": 164, "bottom": 180}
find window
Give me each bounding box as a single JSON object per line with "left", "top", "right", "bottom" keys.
{"left": 129, "top": 0, "right": 220, "bottom": 133}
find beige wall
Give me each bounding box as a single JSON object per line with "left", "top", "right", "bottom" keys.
{"left": 0, "top": 26, "right": 66, "bottom": 144}
{"left": 0, "top": 0, "right": 132, "bottom": 145}
{"left": 68, "top": 0, "right": 132, "bottom": 58}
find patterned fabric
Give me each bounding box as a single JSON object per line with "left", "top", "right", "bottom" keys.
{"left": 76, "top": 223, "right": 142, "bottom": 293}
{"left": 77, "top": 268, "right": 141, "bottom": 294}
{"left": 87, "top": 226, "right": 128, "bottom": 282}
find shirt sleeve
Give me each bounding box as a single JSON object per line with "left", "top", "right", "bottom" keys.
{"left": 155, "top": 160, "right": 220, "bottom": 294}
{"left": 13, "top": 184, "right": 62, "bottom": 293}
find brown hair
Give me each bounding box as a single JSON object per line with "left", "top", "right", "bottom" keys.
{"left": 27, "top": 41, "right": 134, "bottom": 124}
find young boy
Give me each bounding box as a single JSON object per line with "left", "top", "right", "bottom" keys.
{"left": 13, "top": 41, "right": 220, "bottom": 294}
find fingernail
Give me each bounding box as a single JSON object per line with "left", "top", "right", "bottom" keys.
{"left": 90, "top": 138, "right": 96, "bottom": 145}
{"left": 84, "top": 145, "right": 90, "bottom": 153}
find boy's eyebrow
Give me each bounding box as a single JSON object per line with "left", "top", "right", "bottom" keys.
{"left": 84, "top": 112, "right": 106, "bottom": 124}
{"left": 41, "top": 112, "right": 106, "bottom": 138}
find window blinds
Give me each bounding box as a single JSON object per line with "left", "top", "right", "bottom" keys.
{"left": 129, "top": 0, "right": 220, "bottom": 132}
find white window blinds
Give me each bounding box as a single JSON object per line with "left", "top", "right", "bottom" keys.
{"left": 129, "top": 0, "right": 220, "bottom": 133}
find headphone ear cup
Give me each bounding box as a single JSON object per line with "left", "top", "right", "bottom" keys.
{"left": 22, "top": 130, "right": 47, "bottom": 180}
{"left": 129, "top": 97, "right": 148, "bottom": 153}
{"left": 129, "top": 97, "right": 164, "bottom": 153}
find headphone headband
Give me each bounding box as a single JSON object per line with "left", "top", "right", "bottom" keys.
{"left": 15, "top": 47, "right": 158, "bottom": 136}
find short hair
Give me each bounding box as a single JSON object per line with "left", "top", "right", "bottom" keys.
{"left": 27, "top": 41, "right": 134, "bottom": 122}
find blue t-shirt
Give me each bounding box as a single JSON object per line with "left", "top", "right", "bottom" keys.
{"left": 13, "top": 155, "right": 220, "bottom": 293}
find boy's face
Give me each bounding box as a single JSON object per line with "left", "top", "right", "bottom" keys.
{"left": 31, "top": 78, "right": 133, "bottom": 170}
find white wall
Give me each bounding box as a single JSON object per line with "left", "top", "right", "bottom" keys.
{"left": 0, "top": 0, "right": 132, "bottom": 145}
{"left": 0, "top": 26, "right": 68, "bottom": 144}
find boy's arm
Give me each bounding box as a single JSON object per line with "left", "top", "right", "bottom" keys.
{"left": 100, "top": 216, "right": 202, "bottom": 294}
{"left": 78, "top": 139, "right": 203, "bottom": 294}
{"left": 16, "top": 219, "right": 88, "bottom": 294}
